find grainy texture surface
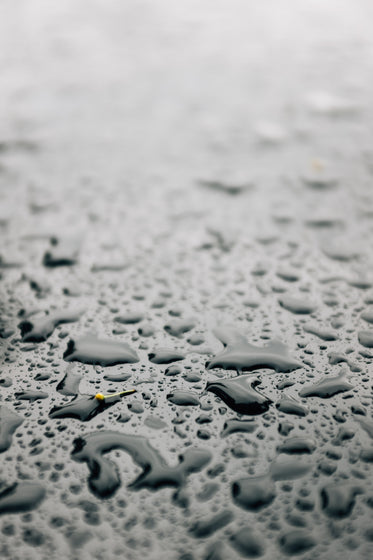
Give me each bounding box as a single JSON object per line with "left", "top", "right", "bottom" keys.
{"left": 1, "top": 1, "right": 373, "bottom": 559}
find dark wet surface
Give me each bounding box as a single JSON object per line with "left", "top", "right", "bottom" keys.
{"left": 1, "top": 1, "right": 373, "bottom": 559}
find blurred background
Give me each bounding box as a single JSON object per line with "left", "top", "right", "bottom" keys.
{"left": 1, "top": 0, "right": 372, "bottom": 185}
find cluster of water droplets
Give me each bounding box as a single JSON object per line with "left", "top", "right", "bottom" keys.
{"left": 1, "top": 2, "right": 373, "bottom": 559}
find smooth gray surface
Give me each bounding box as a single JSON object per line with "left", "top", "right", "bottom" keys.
{"left": 1, "top": 1, "right": 373, "bottom": 559}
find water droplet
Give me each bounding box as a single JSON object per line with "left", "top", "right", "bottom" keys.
{"left": 0, "top": 482, "right": 45, "bottom": 514}
{"left": 278, "top": 295, "right": 316, "bottom": 315}
{"left": 232, "top": 474, "right": 275, "bottom": 511}
{"left": 64, "top": 336, "right": 139, "bottom": 366}
{"left": 299, "top": 369, "right": 354, "bottom": 399}
{"left": 229, "top": 527, "right": 266, "bottom": 557}
{"left": 276, "top": 395, "right": 309, "bottom": 417}
{"left": 42, "top": 237, "right": 79, "bottom": 267}
{"left": 167, "top": 391, "right": 200, "bottom": 406}
{"left": 18, "top": 309, "right": 84, "bottom": 342}
{"left": 189, "top": 510, "right": 233, "bottom": 538}
{"left": 303, "top": 324, "right": 338, "bottom": 341}
{"left": 15, "top": 390, "right": 48, "bottom": 402}
{"left": 71, "top": 431, "right": 212, "bottom": 498}
{"left": 206, "top": 328, "right": 301, "bottom": 373}
{"left": 206, "top": 376, "right": 271, "bottom": 415}
{"left": 221, "top": 418, "right": 258, "bottom": 437}
{"left": 114, "top": 311, "right": 144, "bottom": 325}
{"left": 278, "top": 529, "right": 316, "bottom": 555}
{"left": 148, "top": 348, "right": 185, "bottom": 364}
{"left": 358, "top": 330, "right": 373, "bottom": 348}
{"left": 56, "top": 365, "right": 82, "bottom": 396}
{"left": 321, "top": 483, "right": 363, "bottom": 518}
{"left": 0, "top": 406, "right": 23, "bottom": 452}
{"left": 49, "top": 395, "right": 117, "bottom": 422}
{"left": 277, "top": 437, "right": 316, "bottom": 454}
{"left": 164, "top": 317, "right": 196, "bottom": 338}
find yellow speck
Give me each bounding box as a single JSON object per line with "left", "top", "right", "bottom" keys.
{"left": 95, "top": 389, "right": 136, "bottom": 401}
{"left": 312, "top": 158, "right": 324, "bottom": 171}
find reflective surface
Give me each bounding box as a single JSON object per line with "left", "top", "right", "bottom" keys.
{"left": 0, "top": 1, "right": 373, "bottom": 559}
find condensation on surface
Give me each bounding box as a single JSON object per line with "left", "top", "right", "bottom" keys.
{"left": 0, "top": 1, "right": 373, "bottom": 559}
